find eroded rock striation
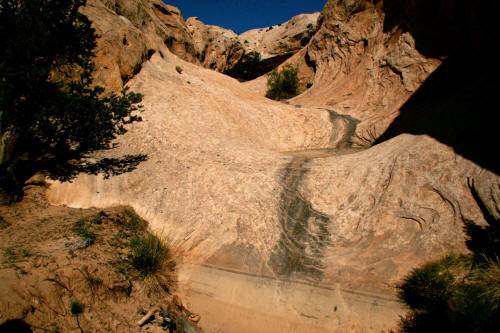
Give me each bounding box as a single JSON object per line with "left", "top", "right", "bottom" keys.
{"left": 245, "top": 0, "right": 441, "bottom": 139}
{"left": 46, "top": 0, "right": 499, "bottom": 332}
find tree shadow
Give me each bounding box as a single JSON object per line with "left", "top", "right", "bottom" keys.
{"left": 0, "top": 320, "right": 33, "bottom": 333}
{"left": 464, "top": 178, "right": 500, "bottom": 262}
{"left": 48, "top": 154, "right": 148, "bottom": 182}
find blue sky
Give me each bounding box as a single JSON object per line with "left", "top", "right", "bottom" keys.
{"left": 164, "top": 0, "right": 327, "bottom": 34}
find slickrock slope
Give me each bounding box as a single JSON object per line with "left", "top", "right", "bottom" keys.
{"left": 186, "top": 13, "right": 319, "bottom": 72}
{"left": 45, "top": 0, "right": 499, "bottom": 332}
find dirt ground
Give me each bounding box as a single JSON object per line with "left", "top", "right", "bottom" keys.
{"left": 0, "top": 184, "right": 200, "bottom": 333}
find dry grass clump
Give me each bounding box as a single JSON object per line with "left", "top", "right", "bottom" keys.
{"left": 130, "top": 233, "right": 170, "bottom": 276}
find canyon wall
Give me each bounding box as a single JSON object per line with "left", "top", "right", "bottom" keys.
{"left": 186, "top": 12, "right": 319, "bottom": 72}
{"left": 46, "top": 0, "right": 499, "bottom": 332}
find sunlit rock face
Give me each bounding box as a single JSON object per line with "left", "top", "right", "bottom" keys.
{"left": 245, "top": 0, "right": 441, "bottom": 139}
{"left": 82, "top": 0, "right": 198, "bottom": 91}
{"left": 186, "top": 12, "right": 319, "bottom": 72}
{"left": 47, "top": 0, "right": 499, "bottom": 332}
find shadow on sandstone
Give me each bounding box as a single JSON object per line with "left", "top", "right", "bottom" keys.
{"left": 375, "top": 0, "right": 499, "bottom": 175}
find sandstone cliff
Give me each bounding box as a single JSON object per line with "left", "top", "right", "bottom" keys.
{"left": 44, "top": 0, "right": 499, "bottom": 332}
{"left": 245, "top": 0, "right": 441, "bottom": 141}
{"left": 186, "top": 12, "right": 319, "bottom": 72}
{"left": 82, "top": 0, "right": 198, "bottom": 91}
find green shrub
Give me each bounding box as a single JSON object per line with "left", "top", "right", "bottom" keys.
{"left": 474, "top": 259, "right": 500, "bottom": 310}
{"left": 130, "top": 233, "right": 170, "bottom": 276}
{"left": 70, "top": 301, "right": 84, "bottom": 315}
{"left": 397, "top": 183, "right": 500, "bottom": 333}
{"left": 265, "top": 65, "right": 300, "bottom": 101}
{"left": 175, "top": 66, "right": 183, "bottom": 74}
{"left": 0, "top": 0, "right": 145, "bottom": 202}
{"left": 397, "top": 254, "right": 500, "bottom": 332}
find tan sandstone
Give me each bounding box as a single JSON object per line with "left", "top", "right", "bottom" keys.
{"left": 44, "top": 0, "right": 499, "bottom": 332}
{"left": 186, "top": 12, "right": 319, "bottom": 72}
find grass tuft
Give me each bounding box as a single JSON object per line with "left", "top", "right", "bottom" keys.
{"left": 72, "top": 218, "right": 96, "bottom": 246}
{"left": 130, "top": 233, "right": 170, "bottom": 276}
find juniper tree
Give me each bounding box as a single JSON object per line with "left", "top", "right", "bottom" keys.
{"left": 0, "top": 0, "right": 146, "bottom": 202}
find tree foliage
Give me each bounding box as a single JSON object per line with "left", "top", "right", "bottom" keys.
{"left": 265, "top": 64, "right": 300, "bottom": 101}
{"left": 223, "top": 51, "right": 265, "bottom": 81}
{"left": 397, "top": 182, "right": 500, "bottom": 332}
{"left": 0, "top": 0, "right": 145, "bottom": 201}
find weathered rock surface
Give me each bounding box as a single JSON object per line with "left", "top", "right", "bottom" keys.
{"left": 83, "top": 0, "right": 198, "bottom": 91}
{"left": 86, "top": 0, "right": 318, "bottom": 90}
{"left": 46, "top": 51, "right": 498, "bottom": 333}
{"left": 186, "top": 13, "right": 319, "bottom": 72}
{"left": 245, "top": 0, "right": 441, "bottom": 141}
{"left": 45, "top": 0, "right": 499, "bottom": 332}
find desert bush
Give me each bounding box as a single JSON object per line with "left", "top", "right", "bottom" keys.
{"left": 265, "top": 65, "right": 300, "bottom": 100}
{"left": 397, "top": 183, "right": 500, "bottom": 332}
{"left": 70, "top": 301, "right": 84, "bottom": 315}
{"left": 175, "top": 66, "right": 183, "bottom": 74}
{"left": 130, "top": 233, "right": 170, "bottom": 276}
{"left": 397, "top": 254, "right": 500, "bottom": 332}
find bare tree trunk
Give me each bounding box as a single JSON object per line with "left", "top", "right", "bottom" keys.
{"left": 0, "top": 131, "right": 25, "bottom": 203}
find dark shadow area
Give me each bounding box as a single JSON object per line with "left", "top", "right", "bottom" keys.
{"left": 0, "top": 320, "right": 33, "bottom": 333}
{"left": 382, "top": 0, "right": 497, "bottom": 58}
{"left": 464, "top": 178, "right": 500, "bottom": 262}
{"left": 395, "top": 177, "right": 500, "bottom": 333}
{"left": 48, "top": 154, "right": 149, "bottom": 182}
{"left": 223, "top": 51, "right": 294, "bottom": 82}
{"left": 376, "top": 0, "right": 499, "bottom": 174}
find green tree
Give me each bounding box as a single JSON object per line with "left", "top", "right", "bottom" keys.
{"left": 265, "top": 64, "right": 300, "bottom": 101}
{"left": 0, "top": 0, "right": 146, "bottom": 202}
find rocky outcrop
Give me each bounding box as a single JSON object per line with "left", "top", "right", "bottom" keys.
{"left": 84, "top": 0, "right": 318, "bottom": 89}
{"left": 245, "top": 0, "right": 441, "bottom": 141}
{"left": 186, "top": 13, "right": 319, "bottom": 72}
{"left": 185, "top": 18, "right": 241, "bottom": 72}
{"left": 82, "top": 0, "right": 198, "bottom": 91}
{"left": 45, "top": 0, "right": 499, "bottom": 332}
